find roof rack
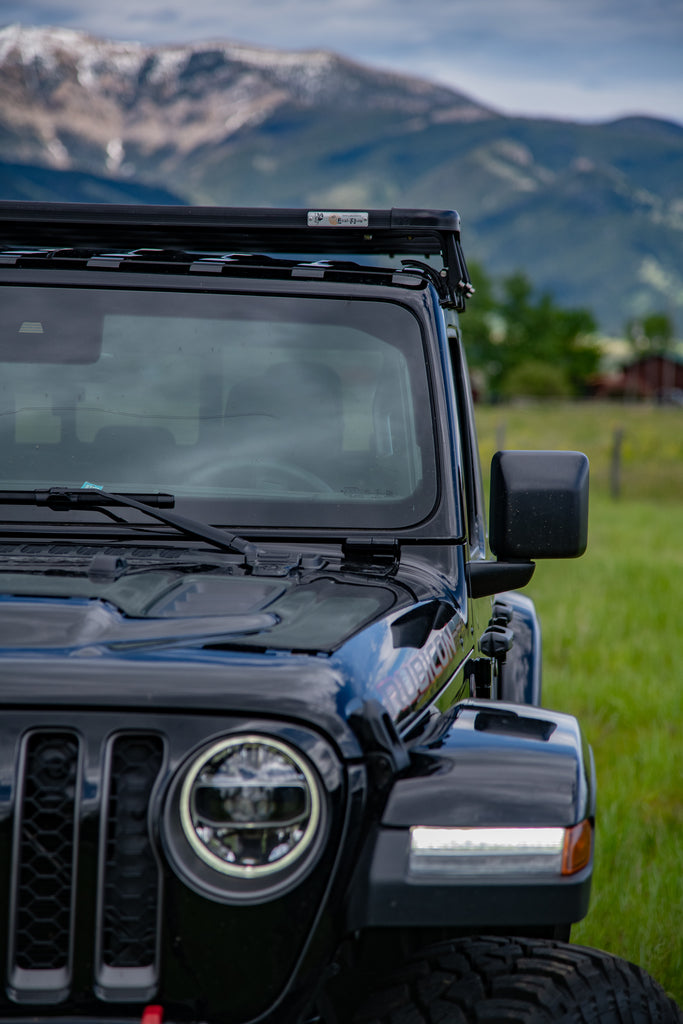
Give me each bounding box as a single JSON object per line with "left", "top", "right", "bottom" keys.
{"left": 0, "top": 202, "right": 473, "bottom": 309}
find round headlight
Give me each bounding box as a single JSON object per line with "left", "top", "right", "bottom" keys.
{"left": 179, "top": 735, "right": 321, "bottom": 878}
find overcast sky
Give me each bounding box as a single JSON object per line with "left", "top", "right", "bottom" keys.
{"left": 4, "top": 0, "right": 683, "bottom": 125}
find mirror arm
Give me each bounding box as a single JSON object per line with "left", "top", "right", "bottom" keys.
{"left": 466, "top": 561, "right": 535, "bottom": 600}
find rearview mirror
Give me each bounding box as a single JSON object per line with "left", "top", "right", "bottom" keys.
{"left": 0, "top": 286, "right": 102, "bottom": 363}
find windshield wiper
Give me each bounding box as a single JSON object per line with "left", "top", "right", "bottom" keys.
{"left": 0, "top": 488, "right": 256, "bottom": 557}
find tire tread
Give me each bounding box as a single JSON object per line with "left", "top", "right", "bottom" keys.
{"left": 349, "top": 936, "right": 682, "bottom": 1024}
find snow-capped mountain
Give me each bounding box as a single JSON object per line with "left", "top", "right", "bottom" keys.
{"left": 1, "top": 24, "right": 682, "bottom": 331}
{"left": 0, "top": 24, "right": 491, "bottom": 180}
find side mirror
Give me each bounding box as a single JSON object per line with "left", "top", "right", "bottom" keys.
{"left": 489, "top": 450, "right": 589, "bottom": 560}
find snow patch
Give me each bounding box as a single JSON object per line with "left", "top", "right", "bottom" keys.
{"left": 106, "top": 137, "right": 124, "bottom": 172}
{"left": 45, "top": 135, "right": 69, "bottom": 167}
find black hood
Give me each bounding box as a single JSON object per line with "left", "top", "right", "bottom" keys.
{"left": 0, "top": 561, "right": 398, "bottom": 654}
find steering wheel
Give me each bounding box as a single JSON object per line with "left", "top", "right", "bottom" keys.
{"left": 188, "top": 458, "right": 333, "bottom": 493}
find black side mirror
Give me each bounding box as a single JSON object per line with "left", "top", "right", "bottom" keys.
{"left": 489, "top": 450, "right": 589, "bottom": 560}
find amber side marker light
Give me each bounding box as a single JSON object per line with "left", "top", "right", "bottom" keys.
{"left": 562, "top": 819, "right": 593, "bottom": 875}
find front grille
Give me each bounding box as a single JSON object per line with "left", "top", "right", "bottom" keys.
{"left": 8, "top": 729, "right": 164, "bottom": 1004}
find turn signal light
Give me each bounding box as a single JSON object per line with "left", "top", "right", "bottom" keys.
{"left": 562, "top": 819, "right": 593, "bottom": 875}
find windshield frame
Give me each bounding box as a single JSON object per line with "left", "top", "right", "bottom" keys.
{"left": 0, "top": 267, "right": 464, "bottom": 542}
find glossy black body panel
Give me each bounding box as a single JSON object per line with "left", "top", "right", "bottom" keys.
{"left": 497, "top": 592, "right": 543, "bottom": 705}
{"left": 382, "top": 701, "right": 595, "bottom": 829}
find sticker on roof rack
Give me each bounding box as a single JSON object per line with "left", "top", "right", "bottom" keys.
{"left": 307, "top": 211, "right": 369, "bottom": 228}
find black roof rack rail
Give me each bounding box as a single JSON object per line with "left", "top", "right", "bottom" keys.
{"left": 0, "top": 201, "right": 473, "bottom": 309}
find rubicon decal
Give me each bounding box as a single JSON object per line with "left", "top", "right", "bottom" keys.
{"left": 378, "top": 621, "right": 467, "bottom": 721}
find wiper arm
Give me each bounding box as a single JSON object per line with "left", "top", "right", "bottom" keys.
{"left": 0, "top": 488, "right": 256, "bottom": 557}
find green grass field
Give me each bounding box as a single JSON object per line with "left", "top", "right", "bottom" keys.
{"left": 475, "top": 401, "right": 683, "bottom": 1001}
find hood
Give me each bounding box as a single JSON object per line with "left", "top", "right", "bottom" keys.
{"left": 0, "top": 565, "right": 398, "bottom": 655}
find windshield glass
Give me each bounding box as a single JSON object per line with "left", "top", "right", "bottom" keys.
{"left": 0, "top": 285, "right": 437, "bottom": 529}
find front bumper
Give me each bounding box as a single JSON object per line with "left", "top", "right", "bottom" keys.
{"left": 348, "top": 826, "right": 592, "bottom": 929}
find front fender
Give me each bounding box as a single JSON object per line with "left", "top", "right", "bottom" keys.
{"left": 497, "top": 591, "right": 543, "bottom": 705}
{"left": 347, "top": 701, "right": 595, "bottom": 930}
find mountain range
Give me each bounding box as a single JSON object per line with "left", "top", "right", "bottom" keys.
{"left": 1, "top": 24, "right": 682, "bottom": 334}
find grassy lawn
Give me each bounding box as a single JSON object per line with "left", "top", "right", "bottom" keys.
{"left": 475, "top": 401, "right": 683, "bottom": 1002}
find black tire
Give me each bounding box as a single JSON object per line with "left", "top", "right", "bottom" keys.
{"left": 349, "top": 935, "right": 682, "bottom": 1023}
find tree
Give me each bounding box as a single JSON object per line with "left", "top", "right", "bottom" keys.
{"left": 501, "top": 359, "right": 572, "bottom": 399}
{"left": 625, "top": 313, "right": 675, "bottom": 356}
{"left": 462, "top": 266, "right": 600, "bottom": 398}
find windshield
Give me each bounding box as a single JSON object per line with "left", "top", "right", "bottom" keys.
{"left": 0, "top": 285, "right": 437, "bottom": 530}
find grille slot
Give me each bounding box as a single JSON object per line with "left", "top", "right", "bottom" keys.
{"left": 95, "top": 733, "right": 164, "bottom": 1001}
{"left": 9, "top": 731, "right": 80, "bottom": 1001}
{"left": 101, "top": 734, "right": 164, "bottom": 967}
{"left": 14, "top": 732, "right": 79, "bottom": 969}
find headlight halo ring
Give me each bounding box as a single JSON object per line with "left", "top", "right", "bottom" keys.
{"left": 179, "top": 732, "right": 323, "bottom": 879}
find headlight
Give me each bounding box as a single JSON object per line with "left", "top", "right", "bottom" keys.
{"left": 180, "top": 735, "right": 321, "bottom": 877}
{"left": 164, "top": 731, "right": 329, "bottom": 903}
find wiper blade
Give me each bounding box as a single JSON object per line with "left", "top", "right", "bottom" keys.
{"left": 0, "top": 488, "right": 256, "bottom": 557}
{"left": 0, "top": 489, "right": 174, "bottom": 508}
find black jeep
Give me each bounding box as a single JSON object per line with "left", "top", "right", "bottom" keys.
{"left": 0, "top": 202, "right": 678, "bottom": 1023}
